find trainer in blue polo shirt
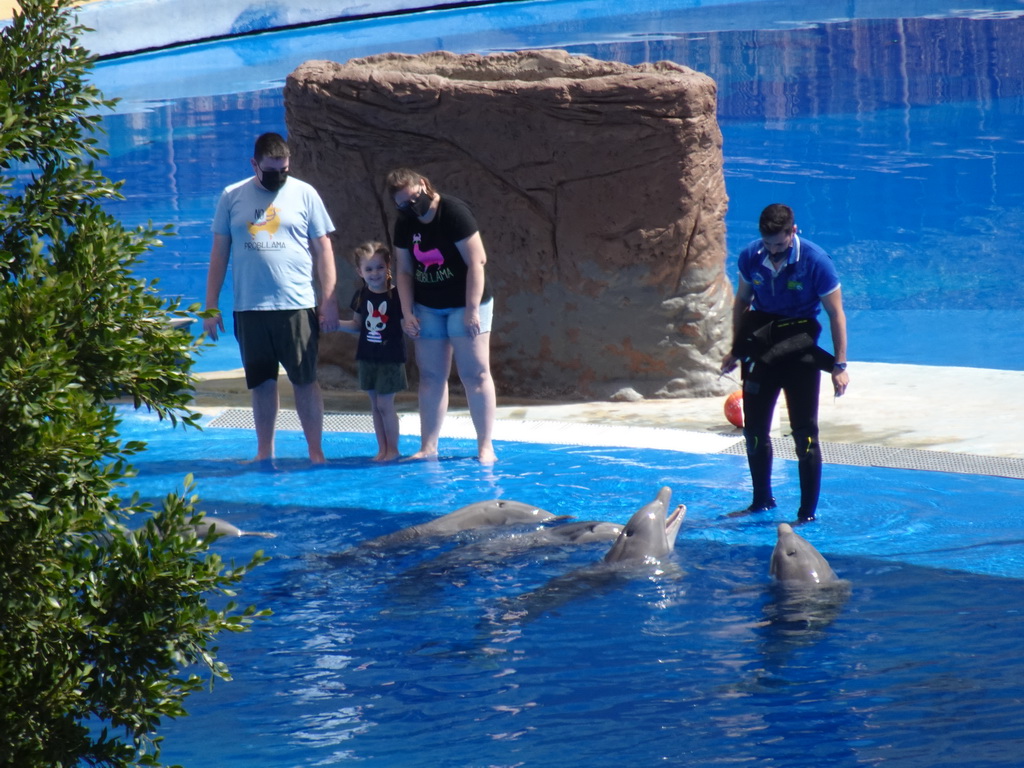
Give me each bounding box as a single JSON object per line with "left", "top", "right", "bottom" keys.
{"left": 721, "top": 203, "right": 850, "bottom": 523}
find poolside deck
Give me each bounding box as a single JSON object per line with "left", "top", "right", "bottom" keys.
{"left": 190, "top": 361, "right": 1024, "bottom": 476}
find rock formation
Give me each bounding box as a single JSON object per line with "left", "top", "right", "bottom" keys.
{"left": 284, "top": 49, "right": 732, "bottom": 400}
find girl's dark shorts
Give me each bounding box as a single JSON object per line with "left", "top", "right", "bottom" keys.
{"left": 358, "top": 360, "right": 408, "bottom": 395}
{"left": 234, "top": 308, "right": 319, "bottom": 389}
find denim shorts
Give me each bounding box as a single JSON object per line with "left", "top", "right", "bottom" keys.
{"left": 415, "top": 298, "right": 494, "bottom": 339}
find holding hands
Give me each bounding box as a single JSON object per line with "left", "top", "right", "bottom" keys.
{"left": 319, "top": 301, "right": 340, "bottom": 333}
{"left": 402, "top": 314, "right": 421, "bottom": 339}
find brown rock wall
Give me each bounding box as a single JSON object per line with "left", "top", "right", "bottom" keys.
{"left": 285, "top": 49, "right": 732, "bottom": 399}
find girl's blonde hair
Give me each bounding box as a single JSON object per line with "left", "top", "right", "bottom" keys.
{"left": 351, "top": 241, "right": 394, "bottom": 297}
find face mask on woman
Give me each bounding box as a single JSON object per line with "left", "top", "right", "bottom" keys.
{"left": 397, "top": 189, "right": 432, "bottom": 219}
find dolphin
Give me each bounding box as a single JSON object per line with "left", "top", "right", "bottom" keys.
{"left": 519, "top": 520, "right": 626, "bottom": 547}
{"left": 603, "top": 486, "right": 685, "bottom": 564}
{"left": 412, "top": 520, "right": 625, "bottom": 566}
{"left": 95, "top": 514, "right": 277, "bottom": 545}
{"left": 769, "top": 523, "right": 837, "bottom": 585}
{"left": 491, "top": 487, "right": 686, "bottom": 625}
{"left": 764, "top": 523, "right": 849, "bottom": 640}
{"left": 428, "top": 519, "right": 625, "bottom": 557}
{"left": 191, "top": 516, "right": 277, "bottom": 539}
{"left": 387, "top": 520, "right": 626, "bottom": 600}
{"left": 349, "top": 499, "right": 570, "bottom": 551}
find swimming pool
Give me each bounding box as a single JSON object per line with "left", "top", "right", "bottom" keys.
{"left": 120, "top": 406, "right": 1024, "bottom": 767}
{"left": 73, "top": 0, "right": 1024, "bottom": 764}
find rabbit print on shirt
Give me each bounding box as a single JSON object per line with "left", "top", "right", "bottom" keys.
{"left": 365, "top": 299, "right": 388, "bottom": 343}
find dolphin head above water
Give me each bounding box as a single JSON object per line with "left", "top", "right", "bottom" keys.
{"left": 603, "top": 486, "right": 686, "bottom": 564}
{"left": 769, "top": 523, "right": 838, "bottom": 585}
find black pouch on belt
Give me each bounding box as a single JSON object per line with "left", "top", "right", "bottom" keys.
{"left": 733, "top": 311, "right": 834, "bottom": 371}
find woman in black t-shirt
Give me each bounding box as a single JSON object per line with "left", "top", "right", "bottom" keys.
{"left": 387, "top": 167, "right": 497, "bottom": 464}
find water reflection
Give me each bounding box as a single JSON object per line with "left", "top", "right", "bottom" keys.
{"left": 86, "top": 8, "right": 1024, "bottom": 371}
{"left": 586, "top": 17, "right": 1024, "bottom": 119}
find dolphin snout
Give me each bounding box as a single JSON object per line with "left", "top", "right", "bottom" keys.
{"left": 664, "top": 503, "right": 686, "bottom": 548}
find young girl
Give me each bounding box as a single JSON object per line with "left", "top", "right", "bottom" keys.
{"left": 337, "top": 242, "right": 407, "bottom": 460}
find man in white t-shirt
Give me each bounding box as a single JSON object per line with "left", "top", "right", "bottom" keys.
{"left": 203, "top": 132, "right": 339, "bottom": 463}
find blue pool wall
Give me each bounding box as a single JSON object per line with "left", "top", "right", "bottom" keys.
{"left": 10, "top": 0, "right": 1024, "bottom": 373}
{"left": 78, "top": 0, "right": 1024, "bottom": 374}
{"left": 2, "top": 0, "right": 522, "bottom": 57}
{"left": 9, "top": 0, "right": 1015, "bottom": 60}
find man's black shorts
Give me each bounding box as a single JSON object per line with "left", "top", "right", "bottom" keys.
{"left": 234, "top": 308, "right": 319, "bottom": 389}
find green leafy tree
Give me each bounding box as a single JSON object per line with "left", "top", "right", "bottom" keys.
{"left": 0, "top": 1, "right": 267, "bottom": 765}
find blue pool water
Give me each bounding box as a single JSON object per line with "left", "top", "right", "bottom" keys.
{"left": 60, "top": 0, "right": 1024, "bottom": 764}
{"left": 121, "top": 407, "right": 1024, "bottom": 767}
{"left": 86, "top": 0, "right": 1024, "bottom": 372}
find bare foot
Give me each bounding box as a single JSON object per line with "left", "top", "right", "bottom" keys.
{"left": 373, "top": 451, "right": 400, "bottom": 462}
{"left": 403, "top": 449, "right": 439, "bottom": 461}
{"left": 241, "top": 453, "right": 274, "bottom": 465}
{"left": 477, "top": 447, "right": 498, "bottom": 464}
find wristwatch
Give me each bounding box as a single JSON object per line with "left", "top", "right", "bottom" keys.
{"left": 833, "top": 362, "right": 848, "bottom": 372}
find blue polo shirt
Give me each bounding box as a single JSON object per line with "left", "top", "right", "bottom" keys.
{"left": 737, "top": 234, "right": 840, "bottom": 319}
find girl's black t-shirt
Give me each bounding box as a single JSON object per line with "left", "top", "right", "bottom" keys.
{"left": 349, "top": 286, "right": 406, "bottom": 363}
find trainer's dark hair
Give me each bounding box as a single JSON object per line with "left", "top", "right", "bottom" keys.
{"left": 254, "top": 132, "right": 290, "bottom": 162}
{"left": 759, "top": 203, "right": 795, "bottom": 236}
{"left": 385, "top": 167, "right": 437, "bottom": 199}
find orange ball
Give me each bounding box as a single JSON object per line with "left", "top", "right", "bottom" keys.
{"left": 724, "top": 390, "right": 744, "bottom": 428}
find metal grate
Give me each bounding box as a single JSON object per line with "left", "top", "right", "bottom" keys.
{"left": 205, "top": 408, "right": 1024, "bottom": 479}
{"left": 716, "top": 435, "right": 1024, "bottom": 480}
{"left": 207, "top": 408, "right": 375, "bottom": 433}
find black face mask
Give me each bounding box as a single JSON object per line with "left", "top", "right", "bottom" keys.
{"left": 259, "top": 168, "right": 288, "bottom": 192}
{"left": 397, "top": 190, "right": 432, "bottom": 219}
